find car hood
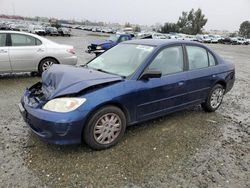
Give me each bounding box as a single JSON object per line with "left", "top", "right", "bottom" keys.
{"left": 91, "top": 39, "right": 113, "bottom": 46}
{"left": 41, "top": 64, "right": 123, "bottom": 100}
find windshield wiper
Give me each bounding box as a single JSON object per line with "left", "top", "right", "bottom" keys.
{"left": 81, "top": 64, "right": 88, "bottom": 68}
{"left": 96, "top": 69, "right": 111, "bottom": 74}
{"left": 96, "top": 69, "right": 126, "bottom": 79}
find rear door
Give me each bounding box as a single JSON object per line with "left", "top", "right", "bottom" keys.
{"left": 0, "top": 33, "right": 11, "bottom": 73}
{"left": 185, "top": 45, "right": 218, "bottom": 103}
{"left": 9, "top": 33, "right": 45, "bottom": 72}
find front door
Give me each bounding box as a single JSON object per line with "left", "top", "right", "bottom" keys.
{"left": 135, "top": 45, "right": 188, "bottom": 121}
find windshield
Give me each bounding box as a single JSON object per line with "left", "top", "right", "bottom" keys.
{"left": 108, "top": 35, "right": 120, "bottom": 42}
{"left": 87, "top": 44, "right": 155, "bottom": 77}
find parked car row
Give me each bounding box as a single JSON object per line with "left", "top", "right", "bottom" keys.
{"left": 169, "top": 34, "right": 249, "bottom": 45}
{"left": 27, "top": 25, "right": 71, "bottom": 37}
{"left": 74, "top": 25, "right": 118, "bottom": 34}
{"left": 0, "top": 21, "right": 71, "bottom": 37}
{"left": 136, "top": 32, "right": 249, "bottom": 45}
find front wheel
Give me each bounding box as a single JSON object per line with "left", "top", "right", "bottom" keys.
{"left": 202, "top": 84, "right": 225, "bottom": 112}
{"left": 83, "top": 106, "right": 126, "bottom": 150}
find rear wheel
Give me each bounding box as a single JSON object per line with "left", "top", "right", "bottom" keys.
{"left": 83, "top": 106, "right": 126, "bottom": 150}
{"left": 202, "top": 84, "right": 225, "bottom": 112}
{"left": 38, "top": 58, "right": 58, "bottom": 75}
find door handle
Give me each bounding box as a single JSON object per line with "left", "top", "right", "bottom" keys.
{"left": 178, "top": 81, "right": 185, "bottom": 86}
{"left": 0, "top": 49, "right": 8, "bottom": 53}
{"left": 37, "top": 48, "right": 45, "bottom": 52}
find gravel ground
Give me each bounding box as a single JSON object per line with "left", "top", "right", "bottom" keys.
{"left": 0, "top": 30, "right": 249, "bottom": 187}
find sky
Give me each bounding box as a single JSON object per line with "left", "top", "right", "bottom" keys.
{"left": 0, "top": 0, "right": 249, "bottom": 31}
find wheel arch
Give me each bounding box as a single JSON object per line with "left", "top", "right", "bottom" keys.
{"left": 38, "top": 56, "right": 60, "bottom": 68}
{"left": 85, "top": 101, "right": 131, "bottom": 126}
{"left": 214, "top": 80, "right": 227, "bottom": 90}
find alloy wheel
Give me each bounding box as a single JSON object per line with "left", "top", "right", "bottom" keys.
{"left": 93, "top": 113, "right": 122, "bottom": 145}
{"left": 42, "top": 61, "right": 54, "bottom": 71}
{"left": 210, "top": 88, "right": 224, "bottom": 109}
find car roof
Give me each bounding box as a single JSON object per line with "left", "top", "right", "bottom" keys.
{"left": 123, "top": 39, "right": 208, "bottom": 48}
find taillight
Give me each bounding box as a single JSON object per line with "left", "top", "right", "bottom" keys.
{"left": 67, "top": 48, "right": 76, "bottom": 54}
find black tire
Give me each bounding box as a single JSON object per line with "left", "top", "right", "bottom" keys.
{"left": 30, "top": 72, "right": 39, "bottom": 77}
{"left": 201, "top": 84, "right": 225, "bottom": 112}
{"left": 83, "top": 106, "right": 126, "bottom": 150}
{"left": 38, "top": 58, "right": 58, "bottom": 75}
{"left": 94, "top": 52, "right": 102, "bottom": 57}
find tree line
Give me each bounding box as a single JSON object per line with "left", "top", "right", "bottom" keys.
{"left": 159, "top": 8, "right": 207, "bottom": 35}
{"left": 239, "top": 21, "right": 250, "bottom": 38}
{"left": 158, "top": 8, "right": 250, "bottom": 38}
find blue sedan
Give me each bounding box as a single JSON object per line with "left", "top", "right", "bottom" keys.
{"left": 19, "top": 39, "right": 235, "bottom": 150}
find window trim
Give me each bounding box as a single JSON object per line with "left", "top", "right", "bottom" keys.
{"left": 184, "top": 44, "right": 211, "bottom": 71}
{"left": 144, "top": 44, "right": 186, "bottom": 77}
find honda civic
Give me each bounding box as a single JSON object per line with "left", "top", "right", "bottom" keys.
{"left": 19, "top": 39, "right": 235, "bottom": 150}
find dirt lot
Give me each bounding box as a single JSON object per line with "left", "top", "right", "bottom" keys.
{"left": 0, "top": 30, "right": 249, "bottom": 187}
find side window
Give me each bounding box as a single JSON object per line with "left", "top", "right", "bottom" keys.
{"left": 186, "top": 46, "right": 209, "bottom": 70}
{"left": 0, "top": 34, "right": 6, "bottom": 47}
{"left": 149, "top": 46, "right": 184, "bottom": 75}
{"left": 208, "top": 52, "right": 216, "bottom": 66}
{"left": 11, "top": 34, "right": 36, "bottom": 46}
{"left": 36, "top": 39, "right": 42, "bottom": 45}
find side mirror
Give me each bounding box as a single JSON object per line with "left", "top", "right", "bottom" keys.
{"left": 140, "top": 69, "right": 162, "bottom": 80}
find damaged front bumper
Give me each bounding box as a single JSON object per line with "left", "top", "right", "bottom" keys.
{"left": 19, "top": 85, "right": 88, "bottom": 145}
{"left": 85, "top": 45, "right": 105, "bottom": 54}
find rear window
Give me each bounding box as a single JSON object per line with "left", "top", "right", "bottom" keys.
{"left": 0, "top": 33, "right": 6, "bottom": 47}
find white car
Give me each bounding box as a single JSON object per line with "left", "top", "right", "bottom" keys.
{"left": 0, "top": 31, "right": 77, "bottom": 74}
{"left": 28, "top": 25, "right": 46, "bottom": 36}
{"left": 202, "top": 35, "right": 212, "bottom": 43}
{"left": 235, "top": 37, "right": 249, "bottom": 45}
{"left": 151, "top": 33, "right": 167, "bottom": 39}
{"left": 183, "top": 35, "right": 196, "bottom": 41}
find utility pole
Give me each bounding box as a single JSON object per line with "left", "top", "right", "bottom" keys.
{"left": 12, "top": 3, "right": 15, "bottom": 15}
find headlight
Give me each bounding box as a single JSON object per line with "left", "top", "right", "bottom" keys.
{"left": 96, "top": 46, "right": 102, "bottom": 50}
{"left": 43, "top": 98, "right": 86, "bottom": 113}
